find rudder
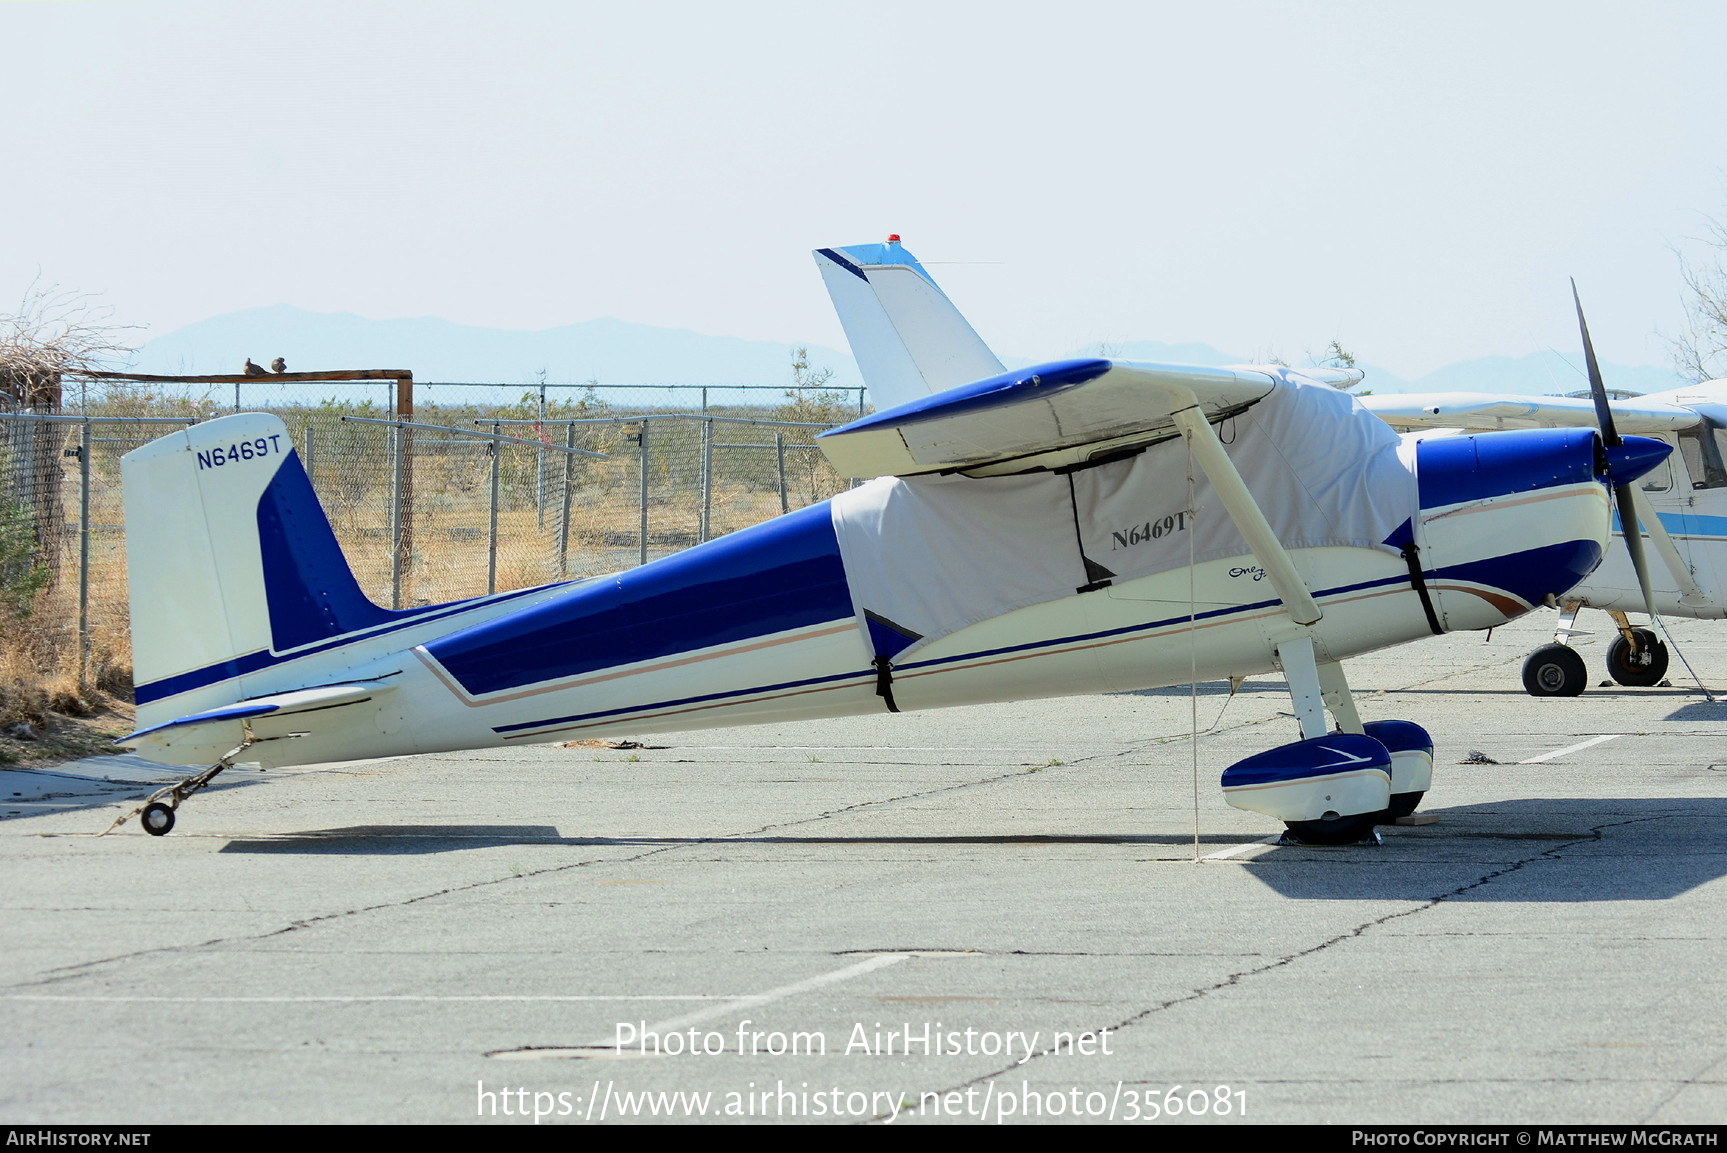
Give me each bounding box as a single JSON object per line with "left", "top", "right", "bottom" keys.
{"left": 123, "top": 413, "right": 391, "bottom": 717}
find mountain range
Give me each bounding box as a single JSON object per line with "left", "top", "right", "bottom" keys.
{"left": 130, "top": 305, "right": 1692, "bottom": 399}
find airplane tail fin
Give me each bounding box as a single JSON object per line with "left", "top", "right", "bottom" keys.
{"left": 123, "top": 413, "right": 397, "bottom": 718}
{"left": 814, "top": 236, "right": 1005, "bottom": 411}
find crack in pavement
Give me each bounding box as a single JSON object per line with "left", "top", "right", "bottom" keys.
{"left": 9, "top": 757, "right": 1092, "bottom": 990}
{"left": 878, "top": 813, "right": 1663, "bottom": 1124}
{"left": 7, "top": 839, "right": 696, "bottom": 989}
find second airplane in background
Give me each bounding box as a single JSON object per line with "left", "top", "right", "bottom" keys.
{"left": 1363, "top": 364, "right": 1727, "bottom": 696}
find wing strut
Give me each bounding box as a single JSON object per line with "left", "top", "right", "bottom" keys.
{"left": 1169, "top": 392, "right": 1323, "bottom": 626}
{"left": 1626, "top": 486, "right": 1711, "bottom": 607}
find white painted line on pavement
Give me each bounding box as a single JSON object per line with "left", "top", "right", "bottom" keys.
{"left": 489, "top": 952, "right": 911, "bottom": 1059}
{"left": 1200, "top": 835, "right": 1280, "bottom": 862}
{"left": 1518, "top": 734, "right": 1623, "bottom": 765}
{"left": 1, "top": 994, "right": 725, "bottom": 1003}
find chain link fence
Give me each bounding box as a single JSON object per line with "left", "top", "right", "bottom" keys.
{"left": 1, "top": 377, "right": 865, "bottom": 697}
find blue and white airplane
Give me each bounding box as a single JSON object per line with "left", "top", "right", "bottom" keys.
{"left": 113, "top": 240, "right": 1668, "bottom": 844}
{"left": 1364, "top": 372, "right": 1727, "bottom": 695}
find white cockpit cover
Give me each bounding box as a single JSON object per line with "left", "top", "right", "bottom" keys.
{"left": 829, "top": 377, "right": 1417, "bottom": 661}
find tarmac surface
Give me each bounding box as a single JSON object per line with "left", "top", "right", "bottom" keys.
{"left": 3, "top": 610, "right": 1726, "bottom": 1126}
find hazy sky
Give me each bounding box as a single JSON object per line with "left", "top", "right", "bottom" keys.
{"left": 7, "top": 0, "right": 1727, "bottom": 380}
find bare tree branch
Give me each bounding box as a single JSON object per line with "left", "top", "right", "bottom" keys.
{"left": 0, "top": 279, "right": 139, "bottom": 407}
{"left": 1667, "top": 218, "right": 1727, "bottom": 385}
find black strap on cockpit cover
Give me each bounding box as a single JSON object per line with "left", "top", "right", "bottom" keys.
{"left": 864, "top": 610, "right": 923, "bottom": 713}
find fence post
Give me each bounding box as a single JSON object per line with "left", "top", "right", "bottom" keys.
{"left": 487, "top": 421, "right": 501, "bottom": 596}
{"left": 394, "top": 373, "right": 415, "bottom": 602}
{"left": 776, "top": 432, "right": 788, "bottom": 514}
{"left": 389, "top": 422, "right": 404, "bottom": 609}
{"left": 536, "top": 379, "right": 548, "bottom": 530}
{"left": 302, "top": 421, "right": 315, "bottom": 486}
{"left": 77, "top": 420, "right": 91, "bottom": 693}
{"left": 637, "top": 421, "right": 649, "bottom": 568}
{"left": 699, "top": 418, "right": 713, "bottom": 543}
{"left": 557, "top": 422, "right": 576, "bottom": 578}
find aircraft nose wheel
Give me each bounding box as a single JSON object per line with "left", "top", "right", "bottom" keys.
{"left": 1282, "top": 814, "right": 1383, "bottom": 846}
{"left": 1522, "top": 644, "right": 1587, "bottom": 696}
{"left": 141, "top": 802, "right": 175, "bottom": 836}
{"left": 1606, "top": 629, "right": 1669, "bottom": 687}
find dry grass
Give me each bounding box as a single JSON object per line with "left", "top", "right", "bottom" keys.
{"left": 0, "top": 577, "right": 134, "bottom": 766}
{"left": 0, "top": 578, "right": 131, "bottom": 728}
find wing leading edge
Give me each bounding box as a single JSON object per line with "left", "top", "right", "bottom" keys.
{"left": 816, "top": 357, "right": 1312, "bottom": 478}
{"left": 1361, "top": 392, "right": 1699, "bottom": 434}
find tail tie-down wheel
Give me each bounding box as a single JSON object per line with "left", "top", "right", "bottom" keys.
{"left": 101, "top": 735, "right": 258, "bottom": 837}
{"left": 1522, "top": 643, "right": 1587, "bottom": 697}
{"left": 1605, "top": 628, "right": 1669, "bottom": 687}
{"left": 1222, "top": 734, "right": 1392, "bottom": 846}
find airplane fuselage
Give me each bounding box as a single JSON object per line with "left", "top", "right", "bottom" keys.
{"left": 129, "top": 427, "right": 1616, "bottom": 768}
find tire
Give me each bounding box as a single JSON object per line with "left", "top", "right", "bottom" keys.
{"left": 1522, "top": 644, "right": 1587, "bottom": 697}
{"left": 1383, "top": 791, "right": 1425, "bottom": 820}
{"left": 1605, "top": 629, "right": 1669, "bottom": 687}
{"left": 142, "top": 802, "right": 175, "bottom": 836}
{"left": 1284, "top": 813, "right": 1380, "bottom": 845}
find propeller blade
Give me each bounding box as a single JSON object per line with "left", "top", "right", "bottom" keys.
{"left": 1615, "top": 482, "right": 1660, "bottom": 622}
{"left": 1574, "top": 282, "right": 1658, "bottom": 620}
{"left": 1572, "top": 278, "right": 1620, "bottom": 447}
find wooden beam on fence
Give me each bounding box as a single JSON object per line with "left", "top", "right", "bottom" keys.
{"left": 70, "top": 369, "right": 414, "bottom": 384}
{"left": 72, "top": 367, "right": 419, "bottom": 604}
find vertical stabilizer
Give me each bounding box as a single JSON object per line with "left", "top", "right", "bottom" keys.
{"left": 814, "top": 237, "right": 1004, "bottom": 411}
{"left": 123, "top": 413, "right": 392, "bottom": 719}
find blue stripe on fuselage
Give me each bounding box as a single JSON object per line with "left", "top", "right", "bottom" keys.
{"left": 1613, "top": 509, "right": 1727, "bottom": 539}
{"left": 423, "top": 502, "right": 853, "bottom": 698}
{"left": 1430, "top": 539, "right": 1603, "bottom": 607}
{"left": 132, "top": 584, "right": 553, "bottom": 706}
{"left": 490, "top": 532, "right": 1602, "bottom": 737}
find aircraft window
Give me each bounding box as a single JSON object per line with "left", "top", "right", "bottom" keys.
{"left": 1639, "top": 451, "right": 1673, "bottom": 493}
{"left": 1678, "top": 425, "right": 1727, "bottom": 489}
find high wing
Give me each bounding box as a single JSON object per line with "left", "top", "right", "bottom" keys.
{"left": 819, "top": 356, "right": 1414, "bottom": 635}
{"left": 1361, "top": 392, "right": 1699, "bottom": 433}
{"left": 815, "top": 356, "right": 1346, "bottom": 478}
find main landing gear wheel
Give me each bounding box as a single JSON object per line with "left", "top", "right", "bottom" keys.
{"left": 141, "top": 802, "right": 175, "bottom": 836}
{"left": 1283, "top": 813, "right": 1382, "bottom": 846}
{"left": 1605, "top": 629, "right": 1669, "bottom": 687}
{"left": 1383, "top": 791, "right": 1426, "bottom": 821}
{"left": 1522, "top": 644, "right": 1587, "bottom": 697}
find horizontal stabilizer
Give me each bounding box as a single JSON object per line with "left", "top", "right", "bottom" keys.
{"left": 120, "top": 680, "right": 393, "bottom": 744}
{"left": 816, "top": 357, "right": 1280, "bottom": 477}
{"left": 1361, "top": 392, "right": 1699, "bottom": 434}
